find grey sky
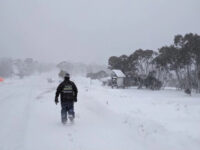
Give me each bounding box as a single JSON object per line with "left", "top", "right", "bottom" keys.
{"left": 0, "top": 0, "right": 200, "bottom": 64}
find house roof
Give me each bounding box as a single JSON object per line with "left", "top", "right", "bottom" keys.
{"left": 112, "top": 70, "right": 126, "bottom": 77}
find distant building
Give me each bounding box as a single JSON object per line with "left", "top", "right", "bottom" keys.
{"left": 111, "top": 69, "right": 126, "bottom": 88}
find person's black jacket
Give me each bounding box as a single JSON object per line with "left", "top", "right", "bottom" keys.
{"left": 55, "top": 79, "right": 78, "bottom": 103}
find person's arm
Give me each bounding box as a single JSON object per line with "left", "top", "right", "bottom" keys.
{"left": 55, "top": 82, "right": 63, "bottom": 104}
{"left": 72, "top": 82, "right": 78, "bottom": 101}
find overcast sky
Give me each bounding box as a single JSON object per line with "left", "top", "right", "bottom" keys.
{"left": 0, "top": 0, "right": 200, "bottom": 64}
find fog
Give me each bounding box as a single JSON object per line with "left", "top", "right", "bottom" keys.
{"left": 0, "top": 0, "right": 200, "bottom": 64}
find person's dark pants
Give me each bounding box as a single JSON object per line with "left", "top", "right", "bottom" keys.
{"left": 61, "top": 101, "right": 75, "bottom": 123}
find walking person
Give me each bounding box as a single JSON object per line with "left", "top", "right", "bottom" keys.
{"left": 55, "top": 73, "right": 78, "bottom": 124}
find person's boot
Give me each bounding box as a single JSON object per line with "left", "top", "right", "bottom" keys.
{"left": 68, "top": 111, "right": 75, "bottom": 122}
{"left": 61, "top": 113, "right": 67, "bottom": 124}
{"left": 68, "top": 114, "right": 74, "bottom": 122}
{"left": 62, "top": 119, "right": 67, "bottom": 125}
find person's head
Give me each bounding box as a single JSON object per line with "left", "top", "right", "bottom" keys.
{"left": 64, "top": 73, "right": 70, "bottom": 81}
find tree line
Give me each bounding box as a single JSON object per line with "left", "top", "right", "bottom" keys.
{"left": 108, "top": 33, "right": 200, "bottom": 93}
{"left": 0, "top": 58, "right": 54, "bottom": 78}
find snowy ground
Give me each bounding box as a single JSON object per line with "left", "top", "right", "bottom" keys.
{"left": 0, "top": 72, "right": 200, "bottom": 150}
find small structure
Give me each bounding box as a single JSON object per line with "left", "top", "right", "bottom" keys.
{"left": 111, "top": 69, "right": 126, "bottom": 88}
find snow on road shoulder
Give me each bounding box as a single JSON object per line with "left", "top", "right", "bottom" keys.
{"left": 76, "top": 77, "right": 200, "bottom": 149}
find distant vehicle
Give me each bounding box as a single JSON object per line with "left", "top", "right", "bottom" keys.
{"left": 0, "top": 77, "right": 4, "bottom": 82}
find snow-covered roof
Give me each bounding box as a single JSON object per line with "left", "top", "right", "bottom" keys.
{"left": 112, "top": 70, "right": 126, "bottom": 78}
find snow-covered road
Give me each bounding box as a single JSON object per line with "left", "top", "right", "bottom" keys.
{"left": 0, "top": 73, "right": 200, "bottom": 150}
